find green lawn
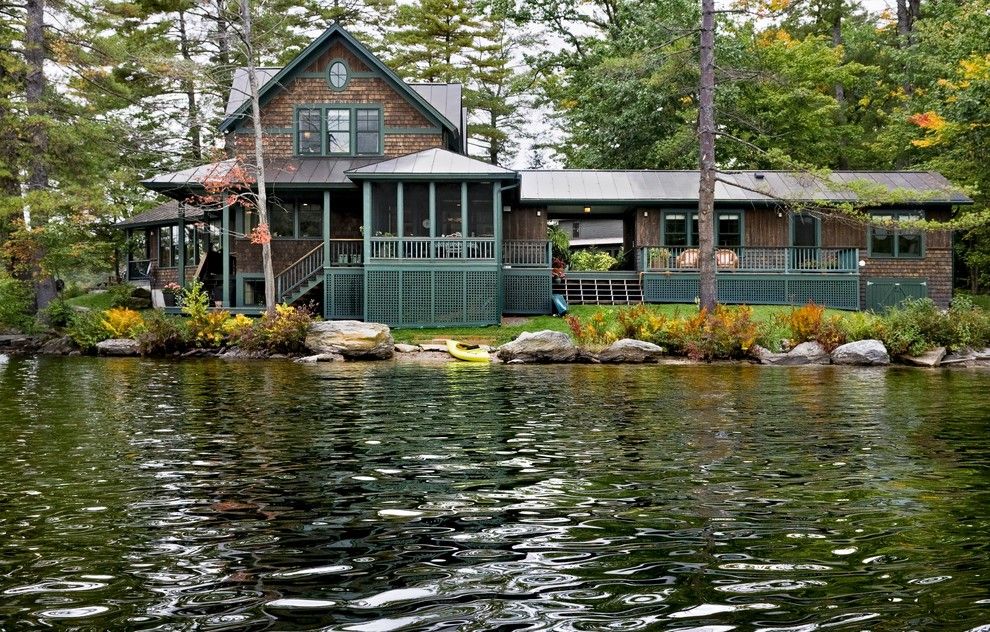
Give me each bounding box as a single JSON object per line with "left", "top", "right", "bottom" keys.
{"left": 66, "top": 292, "right": 116, "bottom": 311}
{"left": 390, "top": 303, "right": 850, "bottom": 345}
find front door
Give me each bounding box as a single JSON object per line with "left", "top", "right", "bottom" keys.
{"left": 791, "top": 214, "right": 819, "bottom": 270}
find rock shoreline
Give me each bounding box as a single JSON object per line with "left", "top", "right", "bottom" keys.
{"left": 4, "top": 325, "right": 990, "bottom": 369}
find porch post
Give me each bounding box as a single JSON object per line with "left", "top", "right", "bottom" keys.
{"left": 429, "top": 182, "right": 436, "bottom": 258}
{"left": 362, "top": 181, "right": 371, "bottom": 263}
{"left": 397, "top": 182, "right": 404, "bottom": 255}
{"left": 323, "top": 189, "right": 331, "bottom": 265}
{"left": 460, "top": 182, "right": 468, "bottom": 251}
{"left": 124, "top": 228, "right": 132, "bottom": 282}
{"left": 493, "top": 183, "right": 502, "bottom": 264}
{"left": 177, "top": 206, "right": 186, "bottom": 287}
{"left": 222, "top": 199, "right": 230, "bottom": 307}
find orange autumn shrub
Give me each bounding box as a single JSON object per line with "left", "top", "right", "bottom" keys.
{"left": 677, "top": 305, "right": 759, "bottom": 361}
{"left": 786, "top": 302, "right": 846, "bottom": 352}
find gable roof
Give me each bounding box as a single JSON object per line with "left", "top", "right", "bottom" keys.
{"left": 345, "top": 148, "right": 516, "bottom": 179}
{"left": 519, "top": 170, "right": 972, "bottom": 205}
{"left": 225, "top": 67, "right": 280, "bottom": 117}
{"left": 218, "top": 24, "right": 459, "bottom": 137}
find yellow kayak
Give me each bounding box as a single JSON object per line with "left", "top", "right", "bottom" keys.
{"left": 446, "top": 339, "right": 490, "bottom": 362}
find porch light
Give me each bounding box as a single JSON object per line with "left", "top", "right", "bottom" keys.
{"left": 583, "top": 206, "right": 591, "bottom": 213}
{"left": 859, "top": 260, "right": 866, "bottom": 268}
{"left": 643, "top": 211, "right": 649, "bottom": 217}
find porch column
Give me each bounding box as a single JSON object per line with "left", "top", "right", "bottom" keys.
{"left": 323, "top": 190, "right": 331, "bottom": 266}
{"left": 493, "top": 183, "right": 502, "bottom": 265}
{"left": 222, "top": 199, "right": 230, "bottom": 307}
{"left": 362, "top": 181, "right": 371, "bottom": 264}
{"left": 124, "top": 228, "right": 132, "bottom": 282}
{"left": 177, "top": 207, "right": 186, "bottom": 287}
{"left": 460, "top": 182, "right": 468, "bottom": 251}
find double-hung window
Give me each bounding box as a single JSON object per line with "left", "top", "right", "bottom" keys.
{"left": 295, "top": 106, "right": 381, "bottom": 156}
{"left": 663, "top": 212, "right": 741, "bottom": 247}
{"left": 326, "top": 109, "right": 351, "bottom": 154}
{"left": 870, "top": 211, "right": 923, "bottom": 258}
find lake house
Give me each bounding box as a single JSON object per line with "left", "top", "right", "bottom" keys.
{"left": 120, "top": 24, "right": 973, "bottom": 327}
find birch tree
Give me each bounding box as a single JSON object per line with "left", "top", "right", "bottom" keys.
{"left": 238, "top": 0, "right": 275, "bottom": 314}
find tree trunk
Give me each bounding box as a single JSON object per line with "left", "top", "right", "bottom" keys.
{"left": 831, "top": 9, "right": 849, "bottom": 169}
{"left": 214, "top": 0, "right": 235, "bottom": 158}
{"left": 178, "top": 10, "right": 202, "bottom": 160}
{"left": 240, "top": 0, "right": 276, "bottom": 315}
{"left": 696, "top": 0, "right": 717, "bottom": 312}
{"left": 0, "top": 63, "right": 20, "bottom": 256}
{"left": 896, "top": 0, "right": 921, "bottom": 96}
{"left": 25, "top": 0, "right": 57, "bottom": 310}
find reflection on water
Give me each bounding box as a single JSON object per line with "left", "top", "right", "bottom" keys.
{"left": 0, "top": 357, "right": 988, "bottom": 630}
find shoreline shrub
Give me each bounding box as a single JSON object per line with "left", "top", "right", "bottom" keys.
{"left": 134, "top": 312, "right": 187, "bottom": 355}
{"left": 67, "top": 311, "right": 111, "bottom": 351}
{"left": 233, "top": 304, "right": 314, "bottom": 353}
{"left": 101, "top": 307, "right": 144, "bottom": 338}
{"left": 0, "top": 275, "right": 36, "bottom": 333}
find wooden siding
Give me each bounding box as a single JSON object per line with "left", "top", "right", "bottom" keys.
{"left": 231, "top": 42, "right": 444, "bottom": 161}
{"left": 744, "top": 209, "right": 787, "bottom": 247}
{"left": 632, "top": 208, "right": 660, "bottom": 247}
{"left": 821, "top": 216, "right": 866, "bottom": 248}
{"left": 306, "top": 42, "right": 371, "bottom": 74}
{"left": 504, "top": 207, "right": 545, "bottom": 241}
{"left": 233, "top": 238, "right": 322, "bottom": 275}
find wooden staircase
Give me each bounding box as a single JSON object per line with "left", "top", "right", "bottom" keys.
{"left": 561, "top": 274, "right": 643, "bottom": 305}
{"left": 276, "top": 243, "right": 324, "bottom": 304}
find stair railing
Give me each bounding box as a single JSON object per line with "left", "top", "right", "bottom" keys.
{"left": 276, "top": 242, "right": 324, "bottom": 303}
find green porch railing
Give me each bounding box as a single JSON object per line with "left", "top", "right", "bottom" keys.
{"left": 638, "top": 246, "right": 860, "bottom": 274}
{"left": 503, "top": 240, "right": 552, "bottom": 268}
{"left": 369, "top": 236, "right": 496, "bottom": 262}
{"left": 328, "top": 239, "right": 363, "bottom": 267}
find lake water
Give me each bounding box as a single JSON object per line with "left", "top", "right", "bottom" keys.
{"left": 0, "top": 356, "right": 988, "bottom": 631}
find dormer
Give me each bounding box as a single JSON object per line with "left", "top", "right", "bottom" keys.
{"left": 220, "top": 24, "right": 464, "bottom": 162}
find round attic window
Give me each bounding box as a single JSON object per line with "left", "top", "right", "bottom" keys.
{"left": 328, "top": 60, "right": 348, "bottom": 90}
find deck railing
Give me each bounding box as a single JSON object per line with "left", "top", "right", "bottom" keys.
{"left": 369, "top": 236, "right": 496, "bottom": 261}
{"left": 639, "top": 246, "right": 860, "bottom": 274}
{"left": 328, "top": 239, "right": 363, "bottom": 267}
{"left": 503, "top": 240, "right": 552, "bottom": 268}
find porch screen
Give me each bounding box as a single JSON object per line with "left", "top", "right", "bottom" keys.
{"left": 371, "top": 182, "right": 398, "bottom": 236}
{"left": 466, "top": 183, "right": 494, "bottom": 237}
{"left": 436, "top": 183, "right": 462, "bottom": 237}
{"left": 403, "top": 183, "right": 430, "bottom": 237}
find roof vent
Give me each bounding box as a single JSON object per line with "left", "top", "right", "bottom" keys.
{"left": 754, "top": 172, "right": 766, "bottom": 180}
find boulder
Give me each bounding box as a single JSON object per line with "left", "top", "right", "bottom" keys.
{"left": 39, "top": 336, "right": 75, "bottom": 355}
{"left": 123, "top": 296, "right": 152, "bottom": 310}
{"left": 131, "top": 286, "right": 152, "bottom": 300}
{"left": 597, "top": 338, "right": 665, "bottom": 363}
{"left": 395, "top": 343, "right": 421, "bottom": 353}
{"left": 753, "top": 341, "right": 829, "bottom": 365}
{"left": 295, "top": 352, "right": 344, "bottom": 363}
{"left": 96, "top": 338, "right": 140, "bottom": 356}
{"left": 420, "top": 343, "right": 447, "bottom": 352}
{"left": 831, "top": 339, "right": 890, "bottom": 366}
{"left": 902, "top": 346, "right": 946, "bottom": 368}
{"left": 305, "top": 320, "right": 394, "bottom": 360}
{"left": 497, "top": 330, "right": 577, "bottom": 363}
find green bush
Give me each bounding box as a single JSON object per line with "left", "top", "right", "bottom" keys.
{"left": 756, "top": 316, "right": 792, "bottom": 353}
{"left": 234, "top": 304, "right": 314, "bottom": 353}
{"left": 43, "top": 298, "right": 75, "bottom": 328}
{"left": 841, "top": 311, "right": 884, "bottom": 343}
{"left": 569, "top": 249, "right": 619, "bottom": 271}
{"left": 134, "top": 312, "right": 188, "bottom": 355}
{"left": 66, "top": 310, "right": 111, "bottom": 352}
{"left": 0, "top": 276, "right": 36, "bottom": 332}
{"left": 876, "top": 298, "right": 948, "bottom": 356}
{"left": 945, "top": 296, "right": 990, "bottom": 350}
{"left": 106, "top": 283, "right": 136, "bottom": 308}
